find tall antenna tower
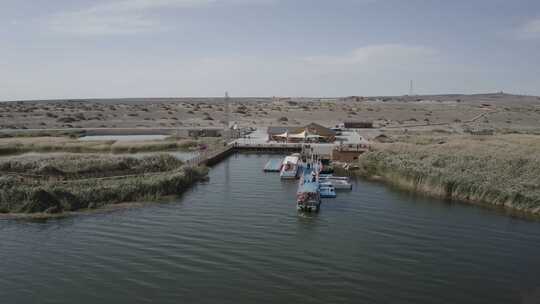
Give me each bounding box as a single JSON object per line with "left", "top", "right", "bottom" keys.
{"left": 224, "top": 92, "right": 230, "bottom": 128}
{"left": 409, "top": 80, "right": 414, "bottom": 96}
{"left": 224, "top": 91, "right": 230, "bottom": 139}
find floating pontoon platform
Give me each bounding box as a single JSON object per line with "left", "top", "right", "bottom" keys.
{"left": 263, "top": 159, "right": 283, "bottom": 172}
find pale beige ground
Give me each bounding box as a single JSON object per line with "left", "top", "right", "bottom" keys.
{"left": 1, "top": 93, "right": 539, "bottom": 134}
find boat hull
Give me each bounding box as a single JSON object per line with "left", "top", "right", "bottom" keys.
{"left": 319, "top": 188, "right": 337, "bottom": 198}
{"left": 330, "top": 182, "right": 352, "bottom": 190}
{"left": 280, "top": 173, "right": 298, "bottom": 179}
{"left": 319, "top": 177, "right": 352, "bottom": 190}
{"left": 297, "top": 203, "right": 320, "bottom": 212}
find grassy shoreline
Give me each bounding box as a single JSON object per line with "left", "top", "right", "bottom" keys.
{"left": 0, "top": 136, "right": 202, "bottom": 156}
{"left": 0, "top": 201, "right": 158, "bottom": 220}
{"left": 346, "top": 133, "right": 540, "bottom": 216}
{"left": 0, "top": 154, "right": 209, "bottom": 214}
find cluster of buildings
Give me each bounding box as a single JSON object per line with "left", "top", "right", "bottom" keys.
{"left": 267, "top": 123, "right": 337, "bottom": 143}
{"left": 266, "top": 122, "right": 370, "bottom": 162}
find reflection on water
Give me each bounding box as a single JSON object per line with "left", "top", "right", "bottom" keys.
{"left": 1, "top": 153, "right": 540, "bottom": 304}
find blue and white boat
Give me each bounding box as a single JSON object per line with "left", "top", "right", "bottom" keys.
{"left": 319, "top": 174, "right": 349, "bottom": 180}
{"left": 296, "top": 162, "right": 322, "bottom": 212}
{"left": 319, "top": 175, "right": 353, "bottom": 190}
{"left": 296, "top": 181, "right": 321, "bottom": 212}
{"left": 319, "top": 183, "right": 337, "bottom": 198}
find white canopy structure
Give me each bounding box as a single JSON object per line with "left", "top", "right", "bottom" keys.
{"left": 274, "top": 131, "right": 289, "bottom": 138}
{"left": 288, "top": 130, "right": 307, "bottom": 139}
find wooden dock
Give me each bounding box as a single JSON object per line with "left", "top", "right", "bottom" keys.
{"left": 186, "top": 142, "right": 340, "bottom": 167}
{"left": 187, "top": 143, "right": 301, "bottom": 167}
{"left": 185, "top": 144, "right": 235, "bottom": 167}
{"left": 232, "top": 142, "right": 302, "bottom": 153}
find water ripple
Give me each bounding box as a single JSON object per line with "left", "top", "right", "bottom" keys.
{"left": 1, "top": 154, "right": 540, "bottom": 304}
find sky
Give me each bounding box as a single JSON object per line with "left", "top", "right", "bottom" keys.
{"left": 1, "top": 0, "right": 539, "bottom": 100}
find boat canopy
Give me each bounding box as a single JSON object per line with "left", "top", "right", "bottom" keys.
{"left": 283, "top": 155, "right": 299, "bottom": 164}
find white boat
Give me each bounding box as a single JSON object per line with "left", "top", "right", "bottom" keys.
{"left": 319, "top": 175, "right": 352, "bottom": 190}
{"left": 319, "top": 174, "right": 349, "bottom": 180}
{"left": 327, "top": 179, "right": 353, "bottom": 190}
{"left": 280, "top": 154, "right": 301, "bottom": 179}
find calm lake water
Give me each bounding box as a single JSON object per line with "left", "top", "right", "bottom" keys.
{"left": 1, "top": 154, "right": 540, "bottom": 304}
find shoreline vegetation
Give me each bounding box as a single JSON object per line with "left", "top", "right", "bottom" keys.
{"left": 0, "top": 154, "right": 209, "bottom": 216}
{"left": 345, "top": 133, "right": 540, "bottom": 216}
{"left": 0, "top": 136, "right": 204, "bottom": 156}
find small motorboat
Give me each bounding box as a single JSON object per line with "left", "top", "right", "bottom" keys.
{"left": 319, "top": 174, "right": 349, "bottom": 180}
{"left": 319, "top": 175, "right": 353, "bottom": 190}
{"left": 319, "top": 184, "right": 337, "bottom": 198}
{"left": 280, "top": 153, "right": 301, "bottom": 179}
{"left": 325, "top": 179, "right": 352, "bottom": 190}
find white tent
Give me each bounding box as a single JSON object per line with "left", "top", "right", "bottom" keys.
{"left": 289, "top": 130, "right": 307, "bottom": 139}
{"left": 274, "top": 131, "right": 289, "bottom": 138}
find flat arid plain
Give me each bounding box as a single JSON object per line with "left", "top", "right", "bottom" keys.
{"left": 1, "top": 93, "right": 540, "bottom": 133}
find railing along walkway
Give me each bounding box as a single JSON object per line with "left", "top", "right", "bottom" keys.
{"left": 185, "top": 144, "right": 234, "bottom": 167}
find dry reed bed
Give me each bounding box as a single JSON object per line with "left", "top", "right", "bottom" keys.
{"left": 0, "top": 136, "right": 200, "bottom": 156}
{"left": 355, "top": 134, "right": 540, "bottom": 215}
{"left": 0, "top": 154, "right": 208, "bottom": 214}
{"left": 0, "top": 154, "right": 185, "bottom": 179}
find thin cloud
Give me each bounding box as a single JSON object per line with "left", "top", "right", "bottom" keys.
{"left": 48, "top": 0, "right": 271, "bottom": 36}
{"left": 515, "top": 18, "right": 540, "bottom": 39}
{"left": 303, "top": 44, "right": 437, "bottom": 66}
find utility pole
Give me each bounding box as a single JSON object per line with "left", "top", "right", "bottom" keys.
{"left": 409, "top": 80, "right": 414, "bottom": 96}
{"left": 224, "top": 91, "right": 230, "bottom": 141}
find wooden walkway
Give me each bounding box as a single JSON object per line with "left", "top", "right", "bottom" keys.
{"left": 232, "top": 142, "right": 302, "bottom": 152}
{"left": 185, "top": 144, "right": 235, "bottom": 167}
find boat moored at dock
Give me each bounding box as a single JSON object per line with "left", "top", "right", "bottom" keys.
{"left": 296, "top": 159, "right": 323, "bottom": 212}
{"left": 321, "top": 178, "right": 352, "bottom": 190}
{"left": 319, "top": 174, "right": 349, "bottom": 180}
{"left": 280, "top": 153, "right": 301, "bottom": 179}
{"left": 319, "top": 183, "right": 337, "bottom": 198}
{"left": 319, "top": 175, "right": 352, "bottom": 190}
{"left": 297, "top": 181, "right": 321, "bottom": 212}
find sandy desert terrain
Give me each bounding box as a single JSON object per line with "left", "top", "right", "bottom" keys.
{"left": 1, "top": 93, "right": 539, "bottom": 135}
